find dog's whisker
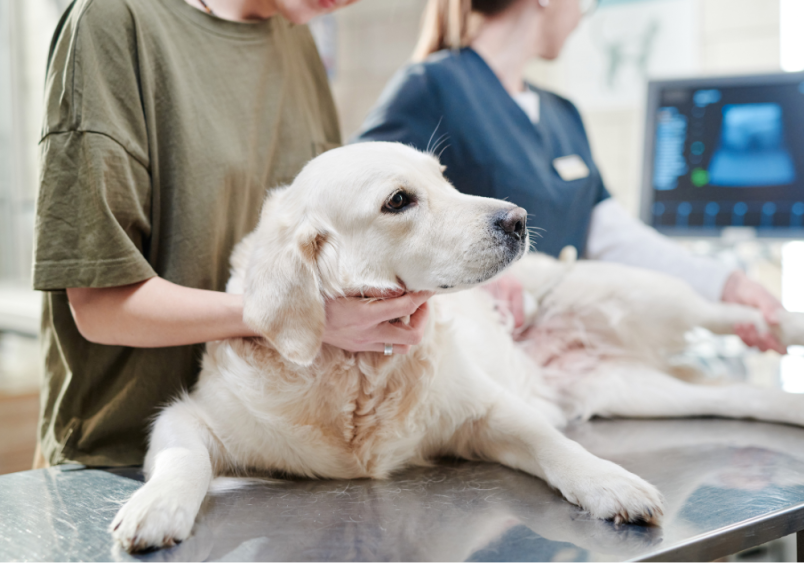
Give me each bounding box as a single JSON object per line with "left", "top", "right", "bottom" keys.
{"left": 430, "top": 135, "right": 445, "bottom": 150}
{"left": 425, "top": 117, "right": 444, "bottom": 153}
{"left": 429, "top": 132, "right": 450, "bottom": 155}
{"left": 436, "top": 143, "right": 451, "bottom": 160}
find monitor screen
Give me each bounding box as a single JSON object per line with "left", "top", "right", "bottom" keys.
{"left": 641, "top": 72, "right": 804, "bottom": 237}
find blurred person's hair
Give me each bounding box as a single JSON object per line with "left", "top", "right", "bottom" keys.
{"left": 412, "top": 0, "right": 519, "bottom": 61}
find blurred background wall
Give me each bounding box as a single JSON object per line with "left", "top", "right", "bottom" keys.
{"left": 0, "top": 0, "right": 797, "bottom": 474}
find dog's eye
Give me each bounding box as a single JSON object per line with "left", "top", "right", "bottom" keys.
{"left": 383, "top": 191, "right": 414, "bottom": 213}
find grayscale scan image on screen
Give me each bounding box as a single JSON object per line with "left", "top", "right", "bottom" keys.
{"left": 642, "top": 72, "right": 804, "bottom": 236}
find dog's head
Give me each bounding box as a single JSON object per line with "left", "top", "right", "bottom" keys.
{"left": 242, "top": 142, "right": 528, "bottom": 365}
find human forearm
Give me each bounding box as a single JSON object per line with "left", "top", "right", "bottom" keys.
{"left": 67, "top": 277, "right": 257, "bottom": 347}
{"left": 585, "top": 198, "right": 733, "bottom": 301}
{"left": 67, "top": 276, "right": 434, "bottom": 353}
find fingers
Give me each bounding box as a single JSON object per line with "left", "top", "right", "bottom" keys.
{"left": 751, "top": 289, "right": 782, "bottom": 325}
{"left": 408, "top": 300, "right": 430, "bottom": 330}
{"left": 759, "top": 301, "right": 782, "bottom": 326}
{"left": 765, "top": 308, "right": 781, "bottom": 325}
{"left": 723, "top": 272, "right": 787, "bottom": 342}
{"left": 322, "top": 292, "right": 433, "bottom": 354}
{"left": 374, "top": 302, "right": 429, "bottom": 347}
{"left": 360, "top": 291, "right": 434, "bottom": 325}
{"left": 753, "top": 326, "right": 787, "bottom": 353}
{"left": 360, "top": 286, "right": 406, "bottom": 299}
{"left": 736, "top": 323, "right": 764, "bottom": 349}
{"left": 734, "top": 323, "right": 787, "bottom": 354}
{"left": 723, "top": 271, "right": 783, "bottom": 326}
{"left": 765, "top": 337, "right": 787, "bottom": 354}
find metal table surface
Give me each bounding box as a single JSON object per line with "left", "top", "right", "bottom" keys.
{"left": 3, "top": 418, "right": 804, "bottom": 562}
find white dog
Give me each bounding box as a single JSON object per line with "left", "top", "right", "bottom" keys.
{"left": 111, "top": 142, "right": 804, "bottom": 552}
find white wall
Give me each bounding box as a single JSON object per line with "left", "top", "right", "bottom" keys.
{"left": 702, "top": 0, "right": 780, "bottom": 73}
{"left": 1, "top": 0, "right": 67, "bottom": 284}
{"left": 329, "top": 0, "right": 428, "bottom": 139}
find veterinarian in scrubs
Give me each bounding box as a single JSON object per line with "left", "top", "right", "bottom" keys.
{"left": 33, "top": 0, "right": 431, "bottom": 468}
{"left": 354, "top": 0, "right": 785, "bottom": 352}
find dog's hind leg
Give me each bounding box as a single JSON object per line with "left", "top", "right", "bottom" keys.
{"left": 111, "top": 399, "right": 215, "bottom": 552}
{"left": 777, "top": 310, "right": 804, "bottom": 347}
{"left": 695, "top": 301, "right": 769, "bottom": 337}
{"left": 452, "top": 393, "right": 665, "bottom": 525}
{"left": 570, "top": 363, "right": 804, "bottom": 428}
{"left": 695, "top": 301, "right": 804, "bottom": 349}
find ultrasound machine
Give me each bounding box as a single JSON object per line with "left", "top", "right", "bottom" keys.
{"left": 641, "top": 71, "right": 804, "bottom": 392}
{"left": 641, "top": 71, "right": 804, "bottom": 237}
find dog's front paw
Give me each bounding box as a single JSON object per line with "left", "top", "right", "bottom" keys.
{"left": 111, "top": 483, "right": 198, "bottom": 553}
{"left": 557, "top": 459, "right": 664, "bottom": 526}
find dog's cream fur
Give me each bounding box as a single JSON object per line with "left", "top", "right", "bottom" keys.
{"left": 111, "top": 143, "right": 804, "bottom": 552}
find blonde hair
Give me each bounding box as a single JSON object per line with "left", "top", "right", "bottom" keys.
{"left": 412, "top": 0, "right": 519, "bottom": 62}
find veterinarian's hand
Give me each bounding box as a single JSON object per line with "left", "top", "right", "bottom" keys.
{"left": 722, "top": 270, "right": 786, "bottom": 353}
{"left": 322, "top": 291, "right": 433, "bottom": 354}
{"left": 482, "top": 273, "right": 525, "bottom": 329}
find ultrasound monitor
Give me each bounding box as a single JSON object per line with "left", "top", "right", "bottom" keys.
{"left": 640, "top": 72, "right": 804, "bottom": 237}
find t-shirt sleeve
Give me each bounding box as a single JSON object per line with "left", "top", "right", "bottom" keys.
{"left": 34, "top": 131, "right": 155, "bottom": 291}
{"left": 33, "top": 0, "right": 154, "bottom": 291}
{"left": 350, "top": 65, "right": 443, "bottom": 151}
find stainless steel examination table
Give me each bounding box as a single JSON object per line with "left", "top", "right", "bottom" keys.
{"left": 3, "top": 418, "right": 804, "bottom": 562}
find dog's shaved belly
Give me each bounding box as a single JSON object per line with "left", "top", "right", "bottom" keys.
{"left": 190, "top": 338, "right": 438, "bottom": 479}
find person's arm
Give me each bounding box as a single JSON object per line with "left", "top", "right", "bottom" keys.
{"left": 67, "top": 277, "right": 253, "bottom": 347}
{"left": 585, "top": 198, "right": 733, "bottom": 301}
{"left": 67, "top": 277, "right": 432, "bottom": 353}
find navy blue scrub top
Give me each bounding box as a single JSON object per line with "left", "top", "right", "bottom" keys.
{"left": 352, "top": 47, "right": 610, "bottom": 258}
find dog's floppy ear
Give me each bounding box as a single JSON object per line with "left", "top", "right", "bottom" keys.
{"left": 243, "top": 199, "right": 330, "bottom": 366}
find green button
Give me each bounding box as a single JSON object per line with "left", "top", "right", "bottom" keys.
{"left": 691, "top": 168, "right": 709, "bottom": 187}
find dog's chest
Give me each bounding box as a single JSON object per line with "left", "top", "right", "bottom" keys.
{"left": 215, "top": 340, "right": 436, "bottom": 478}
{"left": 308, "top": 350, "right": 435, "bottom": 476}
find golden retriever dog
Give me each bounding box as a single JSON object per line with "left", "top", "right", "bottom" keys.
{"left": 111, "top": 142, "right": 804, "bottom": 552}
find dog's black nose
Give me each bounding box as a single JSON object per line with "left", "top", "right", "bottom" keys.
{"left": 494, "top": 207, "right": 527, "bottom": 241}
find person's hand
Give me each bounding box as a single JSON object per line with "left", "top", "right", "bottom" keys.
{"left": 322, "top": 290, "right": 433, "bottom": 354}
{"left": 721, "top": 270, "right": 786, "bottom": 353}
{"left": 481, "top": 273, "right": 525, "bottom": 329}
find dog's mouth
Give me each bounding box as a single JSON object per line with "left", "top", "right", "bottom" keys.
{"left": 429, "top": 232, "right": 528, "bottom": 291}
{"left": 358, "top": 226, "right": 528, "bottom": 295}
{"left": 471, "top": 235, "right": 528, "bottom": 285}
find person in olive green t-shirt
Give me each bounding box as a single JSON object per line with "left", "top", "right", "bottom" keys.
{"left": 34, "top": 0, "right": 432, "bottom": 468}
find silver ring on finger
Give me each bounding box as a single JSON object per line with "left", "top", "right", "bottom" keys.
{"left": 384, "top": 343, "right": 394, "bottom": 356}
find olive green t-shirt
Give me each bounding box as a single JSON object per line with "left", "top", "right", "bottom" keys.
{"left": 33, "top": 0, "right": 340, "bottom": 466}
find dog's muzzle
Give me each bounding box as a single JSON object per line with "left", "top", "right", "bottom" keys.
{"left": 494, "top": 207, "right": 527, "bottom": 242}
{"left": 492, "top": 207, "right": 528, "bottom": 258}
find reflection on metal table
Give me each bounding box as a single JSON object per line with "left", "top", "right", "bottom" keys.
{"left": 2, "top": 418, "right": 804, "bottom": 562}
